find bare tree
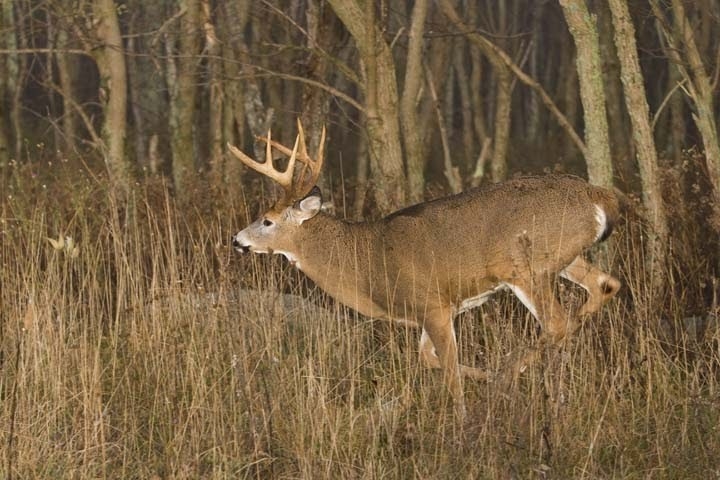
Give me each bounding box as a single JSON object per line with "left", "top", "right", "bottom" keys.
{"left": 126, "top": 0, "right": 168, "bottom": 173}
{"left": 0, "top": 0, "right": 13, "bottom": 164}
{"left": 217, "top": 0, "right": 250, "bottom": 188}
{"left": 2, "top": 0, "right": 24, "bottom": 163}
{"left": 203, "top": 0, "right": 223, "bottom": 181}
{"left": 326, "top": 0, "right": 407, "bottom": 213}
{"left": 651, "top": 0, "right": 720, "bottom": 229}
{"left": 167, "top": 0, "right": 201, "bottom": 196}
{"left": 400, "top": 0, "right": 428, "bottom": 202}
{"left": 439, "top": 0, "right": 512, "bottom": 182}
{"left": 559, "top": 0, "right": 614, "bottom": 188}
{"left": 300, "top": 0, "right": 334, "bottom": 195}
{"left": 55, "top": 25, "right": 77, "bottom": 156}
{"left": 608, "top": 0, "right": 668, "bottom": 293}
{"left": 92, "top": 0, "right": 130, "bottom": 193}
{"left": 596, "top": 1, "right": 633, "bottom": 186}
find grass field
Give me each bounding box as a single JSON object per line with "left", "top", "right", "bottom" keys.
{"left": 2, "top": 161, "right": 719, "bottom": 478}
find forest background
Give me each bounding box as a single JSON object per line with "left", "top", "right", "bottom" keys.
{"left": 1, "top": 0, "right": 720, "bottom": 478}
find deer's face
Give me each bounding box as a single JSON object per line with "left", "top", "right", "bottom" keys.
{"left": 228, "top": 121, "right": 325, "bottom": 267}
{"left": 232, "top": 187, "right": 322, "bottom": 263}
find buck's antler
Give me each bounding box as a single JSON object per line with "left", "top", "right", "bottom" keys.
{"left": 227, "top": 119, "right": 326, "bottom": 203}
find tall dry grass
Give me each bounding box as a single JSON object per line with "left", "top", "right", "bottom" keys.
{"left": 1, "top": 159, "right": 719, "bottom": 478}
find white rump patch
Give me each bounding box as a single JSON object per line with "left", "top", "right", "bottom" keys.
{"left": 594, "top": 204, "right": 607, "bottom": 241}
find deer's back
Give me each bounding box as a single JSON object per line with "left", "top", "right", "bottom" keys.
{"left": 378, "top": 175, "right": 619, "bottom": 306}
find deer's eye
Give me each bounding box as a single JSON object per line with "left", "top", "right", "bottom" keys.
{"left": 262, "top": 219, "right": 274, "bottom": 227}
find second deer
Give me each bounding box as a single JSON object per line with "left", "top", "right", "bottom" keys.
{"left": 230, "top": 121, "right": 621, "bottom": 418}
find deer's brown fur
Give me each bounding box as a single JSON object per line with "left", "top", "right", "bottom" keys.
{"left": 231, "top": 123, "right": 621, "bottom": 418}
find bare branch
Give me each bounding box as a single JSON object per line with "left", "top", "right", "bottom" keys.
{"left": 651, "top": 78, "right": 687, "bottom": 131}
{"left": 438, "top": 0, "right": 587, "bottom": 160}
{"left": 0, "top": 48, "right": 90, "bottom": 56}
{"left": 424, "top": 61, "right": 461, "bottom": 194}
{"left": 247, "top": 68, "right": 365, "bottom": 113}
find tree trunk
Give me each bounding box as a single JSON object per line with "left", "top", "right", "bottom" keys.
{"left": 219, "top": 0, "right": 250, "bottom": 188}
{"left": 490, "top": 68, "right": 512, "bottom": 182}
{"left": 203, "top": 0, "right": 223, "bottom": 185}
{"left": 327, "top": 0, "right": 407, "bottom": 213}
{"left": 0, "top": 0, "right": 13, "bottom": 165}
{"left": 419, "top": 29, "right": 452, "bottom": 180}
{"left": 168, "top": 0, "right": 201, "bottom": 196}
{"left": 526, "top": 2, "right": 544, "bottom": 145}
{"left": 559, "top": 0, "right": 614, "bottom": 188}
{"left": 92, "top": 0, "right": 130, "bottom": 194}
{"left": 300, "top": 0, "right": 333, "bottom": 195}
{"left": 3, "top": 0, "right": 23, "bottom": 163}
{"left": 596, "top": 0, "right": 633, "bottom": 188}
{"left": 608, "top": 0, "right": 668, "bottom": 294}
{"left": 353, "top": 130, "right": 369, "bottom": 218}
{"left": 560, "top": 46, "right": 580, "bottom": 162}
{"left": 400, "top": 0, "right": 428, "bottom": 203}
{"left": 469, "top": 43, "right": 489, "bottom": 175}
{"left": 126, "top": 0, "right": 168, "bottom": 174}
{"left": 454, "top": 42, "right": 475, "bottom": 172}
{"left": 666, "top": 62, "right": 686, "bottom": 163}
{"left": 56, "top": 27, "right": 77, "bottom": 156}
{"left": 651, "top": 0, "right": 720, "bottom": 230}
{"left": 438, "top": 0, "right": 512, "bottom": 182}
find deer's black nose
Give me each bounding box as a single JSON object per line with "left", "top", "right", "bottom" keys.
{"left": 232, "top": 236, "right": 251, "bottom": 253}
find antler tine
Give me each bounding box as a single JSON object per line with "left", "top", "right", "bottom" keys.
{"left": 294, "top": 119, "right": 311, "bottom": 190}
{"left": 314, "top": 125, "right": 326, "bottom": 181}
{"left": 297, "top": 119, "right": 309, "bottom": 164}
{"left": 229, "top": 120, "right": 325, "bottom": 201}
{"left": 226, "top": 130, "right": 300, "bottom": 195}
{"left": 300, "top": 123, "right": 325, "bottom": 189}
{"left": 256, "top": 121, "right": 326, "bottom": 198}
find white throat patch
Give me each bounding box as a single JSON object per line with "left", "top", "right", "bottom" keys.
{"left": 275, "top": 250, "right": 301, "bottom": 269}
{"left": 594, "top": 204, "right": 607, "bottom": 241}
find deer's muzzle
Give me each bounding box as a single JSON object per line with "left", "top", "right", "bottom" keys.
{"left": 231, "top": 235, "right": 251, "bottom": 253}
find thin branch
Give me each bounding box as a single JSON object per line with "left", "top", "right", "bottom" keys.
{"left": 0, "top": 47, "right": 90, "bottom": 56}
{"left": 261, "top": 42, "right": 362, "bottom": 87}
{"left": 260, "top": 1, "right": 361, "bottom": 88}
{"left": 508, "top": 39, "right": 533, "bottom": 93}
{"left": 651, "top": 78, "right": 687, "bottom": 131}
{"left": 424, "top": 61, "right": 461, "bottom": 194}
{"left": 438, "top": 0, "right": 588, "bottom": 160}
{"left": 487, "top": 40, "right": 587, "bottom": 159}
{"left": 44, "top": 80, "right": 103, "bottom": 148}
{"left": 471, "top": 138, "right": 493, "bottom": 187}
{"left": 423, "top": 28, "right": 533, "bottom": 41}
{"left": 711, "top": 40, "right": 720, "bottom": 91}
{"left": 150, "top": 7, "right": 187, "bottom": 49}
{"left": 245, "top": 67, "right": 365, "bottom": 113}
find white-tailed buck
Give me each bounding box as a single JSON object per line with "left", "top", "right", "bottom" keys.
{"left": 230, "top": 121, "right": 621, "bottom": 417}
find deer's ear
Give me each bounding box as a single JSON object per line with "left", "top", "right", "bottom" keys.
{"left": 292, "top": 186, "right": 322, "bottom": 224}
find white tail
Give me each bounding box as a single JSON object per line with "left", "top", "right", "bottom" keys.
{"left": 230, "top": 121, "right": 621, "bottom": 417}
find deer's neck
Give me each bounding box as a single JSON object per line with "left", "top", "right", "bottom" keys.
{"left": 291, "top": 213, "right": 390, "bottom": 318}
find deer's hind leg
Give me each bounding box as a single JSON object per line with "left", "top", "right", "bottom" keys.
{"left": 560, "top": 256, "right": 620, "bottom": 318}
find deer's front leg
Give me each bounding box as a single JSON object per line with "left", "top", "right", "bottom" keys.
{"left": 420, "top": 308, "right": 466, "bottom": 418}
{"left": 502, "top": 278, "right": 574, "bottom": 382}
{"left": 419, "top": 329, "right": 489, "bottom": 380}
